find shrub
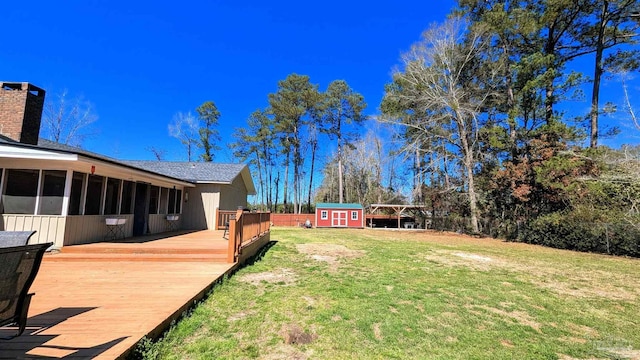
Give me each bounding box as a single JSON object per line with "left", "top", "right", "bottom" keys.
{"left": 519, "top": 208, "right": 640, "bottom": 257}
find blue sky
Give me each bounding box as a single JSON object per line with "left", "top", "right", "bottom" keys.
{"left": 3, "top": 0, "right": 457, "bottom": 161}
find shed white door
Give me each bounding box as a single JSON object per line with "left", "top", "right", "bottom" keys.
{"left": 332, "top": 211, "right": 347, "bottom": 227}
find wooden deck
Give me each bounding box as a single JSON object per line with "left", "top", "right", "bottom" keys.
{"left": 0, "top": 230, "right": 238, "bottom": 359}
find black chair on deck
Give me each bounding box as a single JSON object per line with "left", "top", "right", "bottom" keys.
{"left": 223, "top": 221, "right": 230, "bottom": 239}
{"left": 0, "top": 231, "right": 37, "bottom": 248}
{"left": 0, "top": 242, "right": 51, "bottom": 339}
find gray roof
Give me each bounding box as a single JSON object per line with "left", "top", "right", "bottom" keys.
{"left": 37, "top": 139, "right": 120, "bottom": 162}
{"left": 1, "top": 136, "right": 249, "bottom": 185}
{"left": 121, "top": 161, "right": 248, "bottom": 184}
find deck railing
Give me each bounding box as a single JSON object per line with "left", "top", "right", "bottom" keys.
{"left": 227, "top": 208, "right": 271, "bottom": 263}
{"left": 216, "top": 209, "right": 237, "bottom": 230}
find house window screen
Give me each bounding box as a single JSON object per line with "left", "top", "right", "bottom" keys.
{"left": 85, "top": 175, "right": 104, "bottom": 215}
{"left": 2, "top": 169, "right": 39, "bottom": 214}
{"left": 159, "top": 187, "right": 169, "bottom": 214}
{"left": 40, "top": 170, "right": 66, "bottom": 215}
{"left": 149, "top": 186, "right": 159, "bottom": 214}
{"left": 104, "top": 178, "right": 121, "bottom": 215}
{"left": 176, "top": 189, "right": 182, "bottom": 213}
{"left": 168, "top": 188, "right": 177, "bottom": 214}
{"left": 120, "top": 181, "right": 134, "bottom": 214}
{"left": 68, "top": 172, "right": 85, "bottom": 215}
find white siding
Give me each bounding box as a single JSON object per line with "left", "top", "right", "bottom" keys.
{"left": 1, "top": 214, "right": 66, "bottom": 247}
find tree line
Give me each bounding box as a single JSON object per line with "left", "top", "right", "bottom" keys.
{"left": 229, "top": 74, "right": 399, "bottom": 213}
{"left": 381, "top": 0, "right": 640, "bottom": 256}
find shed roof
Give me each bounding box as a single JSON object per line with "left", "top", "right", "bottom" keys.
{"left": 316, "top": 203, "right": 364, "bottom": 209}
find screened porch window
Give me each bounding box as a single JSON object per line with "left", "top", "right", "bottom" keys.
{"left": 85, "top": 175, "right": 104, "bottom": 215}
{"left": 159, "top": 187, "right": 169, "bottom": 214}
{"left": 68, "top": 172, "right": 85, "bottom": 215}
{"left": 176, "top": 189, "right": 182, "bottom": 214}
{"left": 2, "top": 169, "right": 39, "bottom": 214}
{"left": 120, "top": 181, "right": 134, "bottom": 214}
{"left": 104, "top": 178, "right": 121, "bottom": 215}
{"left": 39, "top": 170, "right": 66, "bottom": 215}
{"left": 149, "top": 186, "right": 159, "bottom": 214}
{"left": 168, "top": 188, "right": 177, "bottom": 214}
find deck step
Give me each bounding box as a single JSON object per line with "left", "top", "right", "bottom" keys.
{"left": 45, "top": 252, "right": 228, "bottom": 263}
{"left": 60, "top": 246, "right": 227, "bottom": 255}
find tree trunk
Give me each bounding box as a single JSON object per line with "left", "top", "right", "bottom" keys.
{"left": 337, "top": 129, "right": 344, "bottom": 204}
{"left": 308, "top": 140, "right": 317, "bottom": 213}
{"left": 283, "top": 151, "right": 289, "bottom": 213}
{"left": 458, "top": 122, "right": 480, "bottom": 234}
{"left": 590, "top": 1, "right": 608, "bottom": 148}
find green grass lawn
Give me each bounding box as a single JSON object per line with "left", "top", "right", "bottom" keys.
{"left": 142, "top": 228, "right": 640, "bottom": 360}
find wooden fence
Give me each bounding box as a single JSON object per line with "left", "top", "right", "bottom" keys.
{"left": 227, "top": 209, "right": 271, "bottom": 263}
{"left": 270, "top": 213, "right": 314, "bottom": 227}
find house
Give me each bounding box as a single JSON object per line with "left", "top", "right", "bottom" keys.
{"left": 0, "top": 82, "right": 255, "bottom": 248}
{"left": 315, "top": 203, "right": 365, "bottom": 228}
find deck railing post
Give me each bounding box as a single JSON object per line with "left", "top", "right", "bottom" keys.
{"left": 226, "top": 214, "right": 237, "bottom": 263}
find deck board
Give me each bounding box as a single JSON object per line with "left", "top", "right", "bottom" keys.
{"left": 0, "top": 230, "right": 236, "bottom": 359}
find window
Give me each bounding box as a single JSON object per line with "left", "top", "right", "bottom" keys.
{"left": 351, "top": 211, "right": 358, "bottom": 220}
{"left": 120, "top": 181, "right": 134, "bottom": 214}
{"left": 159, "top": 187, "right": 169, "bottom": 214}
{"left": 176, "top": 189, "right": 182, "bottom": 214}
{"left": 104, "top": 178, "right": 121, "bottom": 215}
{"left": 68, "top": 172, "right": 85, "bottom": 215}
{"left": 85, "top": 175, "right": 104, "bottom": 215}
{"left": 168, "top": 188, "right": 176, "bottom": 214}
{"left": 40, "top": 170, "right": 66, "bottom": 215}
{"left": 2, "top": 169, "right": 39, "bottom": 214}
{"left": 321, "top": 210, "right": 328, "bottom": 220}
{"left": 149, "top": 186, "right": 159, "bottom": 214}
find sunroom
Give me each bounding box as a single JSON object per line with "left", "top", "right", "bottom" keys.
{"left": 0, "top": 141, "right": 194, "bottom": 248}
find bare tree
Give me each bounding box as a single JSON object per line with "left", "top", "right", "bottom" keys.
{"left": 620, "top": 72, "right": 639, "bottom": 130}
{"left": 168, "top": 112, "right": 199, "bottom": 161}
{"left": 42, "top": 89, "right": 97, "bottom": 147}
{"left": 381, "top": 18, "right": 498, "bottom": 233}
{"left": 146, "top": 146, "right": 167, "bottom": 160}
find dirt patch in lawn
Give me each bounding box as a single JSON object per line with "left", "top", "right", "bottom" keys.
{"left": 297, "top": 244, "right": 365, "bottom": 271}
{"left": 425, "top": 250, "right": 497, "bottom": 271}
{"left": 424, "top": 250, "right": 638, "bottom": 301}
{"left": 280, "top": 324, "right": 317, "bottom": 345}
{"left": 262, "top": 344, "right": 313, "bottom": 360}
{"left": 373, "top": 323, "right": 383, "bottom": 340}
{"left": 238, "top": 268, "right": 297, "bottom": 286}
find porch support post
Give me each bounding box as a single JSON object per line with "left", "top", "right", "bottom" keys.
{"left": 61, "top": 170, "right": 73, "bottom": 216}
{"left": 226, "top": 216, "right": 237, "bottom": 263}
{"left": 34, "top": 170, "right": 43, "bottom": 215}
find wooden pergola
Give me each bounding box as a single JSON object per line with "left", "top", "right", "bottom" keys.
{"left": 367, "top": 204, "right": 430, "bottom": 229}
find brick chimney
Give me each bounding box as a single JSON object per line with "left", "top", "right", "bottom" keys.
{"left": 0, "top": 82, "right": 46, "bottom": 145}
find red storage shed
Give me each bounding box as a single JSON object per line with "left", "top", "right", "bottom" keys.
{"left": 315, "top": 203, "right": 365, "bottom": 228}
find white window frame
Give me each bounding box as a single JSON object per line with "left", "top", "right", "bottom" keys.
{"left": 321, "top": 210, "right": 328, "bottom": 220}
{"left": 351, "top": 211, "right": 358, "bottom": 220}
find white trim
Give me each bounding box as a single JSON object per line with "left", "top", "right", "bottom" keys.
{"left": 351, "top": 211, "right": 358, "bottom": 220}
{"left": 34, "top": 170, "right": 43, "bottom": 215}
{"left": 116, "top": 179, "right": 123, "bottom": 215}
{"left": 80, "top": 173, "right": 87, "bottom": 215}
{"left": 321, "top": 210, "right": 328, "bottom": 220}
{"left": 61, "top": 169, "right": 73, "bottom": 216}
{"left": 0, "top": 144, "right": 78, "bottom": 161}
